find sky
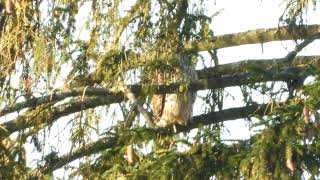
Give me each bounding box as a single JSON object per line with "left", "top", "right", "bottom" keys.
{"left": 198, "top": 0, "right": 320, "bottom": 141}
{"left": 18, "top": 0, "right": 320, "bottom": 178}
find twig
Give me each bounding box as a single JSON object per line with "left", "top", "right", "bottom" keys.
{"left": 284, "top": 33, "right": 320, "bottom": 63}
{"left": 118, "top": 83, "right": 155, "bottom": 128}
{"left": 124, "top": 105, "right": 138, "bottom": 128}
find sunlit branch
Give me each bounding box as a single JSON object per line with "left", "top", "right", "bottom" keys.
{"left": 80, "top": 25, "right": 320, "bottom": 86}
{"left": 185, "top": 24, "right": 320, "bottom": 52}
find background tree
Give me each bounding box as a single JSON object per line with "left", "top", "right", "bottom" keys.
{"left": 0, "top": 0, "right": 320, "bottom": 179}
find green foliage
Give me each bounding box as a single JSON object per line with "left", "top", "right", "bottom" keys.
{"left": 280, "top": 0, "right": 318, "bottom": 26}
{"left": 1, "top": 0, "right": 320, "bottom": 179}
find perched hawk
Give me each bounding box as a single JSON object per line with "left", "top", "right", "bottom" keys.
{"left": 151, "top": 53, "right": 198, "bottom": 127}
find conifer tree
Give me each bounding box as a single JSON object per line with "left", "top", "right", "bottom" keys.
{"left": 0, "top": 0, "right": 320, "bottom": 179}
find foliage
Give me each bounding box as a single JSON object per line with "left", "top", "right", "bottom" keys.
{"left": 0, "top": 0, "right": 320, "bottom": 179}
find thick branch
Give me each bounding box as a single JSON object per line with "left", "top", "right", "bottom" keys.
{"left": 40, "top": 103, "right": 268, "bottom": 173}
{"left": 2, "top": 55, "right": 318, "bottom": 117}
{"left": 1, "top": 55, "right": 319, "bottom": 136}
{"left": 0, "top": 95, "right": 123, "bottom": 138}
{"left": 80, "top": 25, "right": 320, "bottom": 85}
{"left": 41, "top": 135, "right": 119, "bottom": 173}
{"left": 283, "top": 33, "right": 320, "bottom": 63}
{"left": 0, "top": 87, "right": 112, "bottom": 117}
{"left": 0, "top": 56, "right": 318, "bottom": 136}
{"left": 197, "top": 55, "right": 320, "bottom": 78}
{"left": 185, "top": 24, "right": 320, "bottom": 52}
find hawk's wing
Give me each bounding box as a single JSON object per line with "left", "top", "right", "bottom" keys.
{"left": 151, "top": 94, "right": 165, "bottom": 123}
{"left": 150, "top": 71, "right": 166, "bottom": 124}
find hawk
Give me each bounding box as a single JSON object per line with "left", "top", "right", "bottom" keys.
{"left": 151, "top": 53, "right": 198, "bottom": 127}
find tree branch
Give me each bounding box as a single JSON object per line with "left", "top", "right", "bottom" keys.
{"left": 1, "top": 56, "right": 319, "bottom": 136}
{"left": 1, "top": 55, "right": 318, "bottom": 118}
{"left": 283, "top": 33, "right": 320, "bottom": 63}
{"left": 0, "top": 87, "right": 113, "bottom": 117}
{"left": 76, "top": 25, "right": 320, "bottom": 86}
{"left": 0, "top": 96, "right": 123, "bottom": 138}
{"left": 39, "top": 103, "right": 268, "bottom": 174}
{"left": 197, "top": 55, "right": 319, "bottom": 78}
{"left": 185, "top": 24, "right": 320, "bottom": 53}
{"left": 0, "top": 58, "right": 317, "bottom": 136}
{"left": 117, "top": 83, "right": 155, "bottom": 128}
